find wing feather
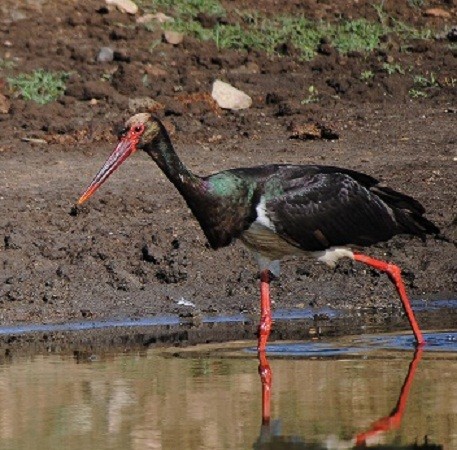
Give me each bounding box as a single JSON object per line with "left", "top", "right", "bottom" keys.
{"left": 266, "top": 172, "right": 397, "bottom": 251}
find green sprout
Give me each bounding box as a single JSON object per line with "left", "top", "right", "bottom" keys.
{"left": 8, "top": 69, "right": 69, "bottom": 104}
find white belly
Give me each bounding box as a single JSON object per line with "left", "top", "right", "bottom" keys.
{"left": 240, "top": 220, "right": 354, "bottom": 275}
{"left": 240, "top": 221, "right": 305, "bottom": 261}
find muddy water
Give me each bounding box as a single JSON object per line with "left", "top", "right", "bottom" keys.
{"left": 0, "top": 333, "right": 456, "bottom": 450}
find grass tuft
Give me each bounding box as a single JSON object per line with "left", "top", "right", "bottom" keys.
{"left": 140, "top": 0, "right": 225, "bottom": 17}
{"left": 142, "top": 0, "right": 437, "bottom": 61}
{"left": 329, "top": 19, "right": 384, "bottom": 53}
{"left": 8, "top": 69, "right": 69, "bottom": 104}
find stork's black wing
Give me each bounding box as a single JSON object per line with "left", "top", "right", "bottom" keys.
{"left": 264, "top": 167, "right": 437, "bottom": 252}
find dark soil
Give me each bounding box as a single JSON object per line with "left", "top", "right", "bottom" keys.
{"left": 0, "top": 0, "right": 456, "bottom": 346}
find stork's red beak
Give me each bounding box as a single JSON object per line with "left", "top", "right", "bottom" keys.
{"left": 77, "top": 136, "right": 138, "bottom": 205}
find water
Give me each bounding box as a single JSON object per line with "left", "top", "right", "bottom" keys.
{"left": 0, "top": 332, "right": 456, "bottom": 449}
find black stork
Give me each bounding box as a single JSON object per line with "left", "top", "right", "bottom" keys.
{"left": 77, "top": 113, "right": 439, "bottom": 350}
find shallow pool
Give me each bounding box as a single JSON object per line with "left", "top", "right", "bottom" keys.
{"left": 0, "top": 332, "right": 455, "bottom": 449}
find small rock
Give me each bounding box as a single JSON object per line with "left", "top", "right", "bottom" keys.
{"left": 385, "top": 55, "right": 395, "bottom": 64}
{"left": 97, "top": 47, "right": 114, "bottom": 63}
{"left": 229, "top": 62, "right": 260, "bottom": 75}
{"left": 211, "top": 79, "right": 252, "bottom": 110}
{"left": 106, "top": 0, "right": 138, "bottom": 14}
{"left": 145, "top": 64, "right": 168, "bottom": 77}
{"left": 288, "top": 121, "right": 339, "bottom": 140}
{"left": 177, "top": 297, "right": 195, "bottom": 307}
{"left": 0, "top": 93, "right": 11, "bottom": 114}
{"left": 424, "top": 8, "right": 451, "bottom": 18}
{"left": 21, "top": 137, "right": 47, "bottom": 144}
{"left": 137, "top": 12, "right": 174, "bottom": 24}
{"left": 163, "top": 30, "right": 184, "bottom": 45}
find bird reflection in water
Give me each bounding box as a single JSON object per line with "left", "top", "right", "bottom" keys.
{"left": 254, "top": 346, "right": 442, "bottom": 449}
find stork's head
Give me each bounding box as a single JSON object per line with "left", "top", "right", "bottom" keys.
{"left": 77, "top": 113, "right": 161, "bottom": 205}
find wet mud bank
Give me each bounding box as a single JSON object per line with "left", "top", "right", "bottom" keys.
{"left": 1, "top": 303, "right": 456, "bottom": 357}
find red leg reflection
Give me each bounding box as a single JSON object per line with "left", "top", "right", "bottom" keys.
{"left": 258, "top": 269, "right": 273, "bottom": 352}
{"left": 258, "top": 350, "right": 272, "bottom": 425}
{"left": 353, "top": 253, "right": 424, "bottom": 345}
{"left": 355, "top": 346, "right": 424, "bottom": 446}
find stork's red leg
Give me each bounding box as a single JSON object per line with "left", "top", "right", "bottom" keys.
{"left": 353, "top": 253, "right": 424, "bottom": 345}
{"left": 258, "top": 350, "right": 272, "bottom": 425}
{"left": 258, "top": 269, "right": 272, "bottom": 352}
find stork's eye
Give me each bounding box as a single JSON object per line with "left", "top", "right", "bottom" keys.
{"left": 133, "top": 124, "right": 144, "bottom": 134}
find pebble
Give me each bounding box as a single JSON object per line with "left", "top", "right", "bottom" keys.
{"left": 97, "top": 47, "right": 114, "bottom": 63}
{"left": 424, "top": 8, "right": 451, "bottom": 18}
{"left": 136, "top": 12, "right": 174, "bottom": 24}
{"left": 145, "top": 64, "right": 168, "bottom": 77}
{"left": 229, "top": 62, "right": 259, "bottom": 75}
{"left": 105, "top": 0, "right": 138, "bottom": 15}
{"left": 0, "top": 93, "right": 11, "bottom": 114}
{"left": 211, "top": 80, "right": 252, "bottom": 110}
{"left": 177, "top": 298, "right": 195, "bottom": 307}
{"left": 163, "top": 30, "right": 184, "bottom": 45}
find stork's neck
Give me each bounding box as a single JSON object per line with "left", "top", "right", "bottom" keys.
{"left": 143, "top": 123, "right": 258, "bottom": 249}
{"left": 144, "top": 131, "right": 205, "bottom": 198}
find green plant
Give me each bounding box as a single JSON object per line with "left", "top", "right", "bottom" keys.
{"left": 141, "top": 0, "right": 225, "bottom": 17}
{"left": 148, "top": 39, "right": 162, "bottom": 52}
{"left": 382, "top": 62, "right": 404, "bottom": 75}
{"left": 407, "top": 0, "right": 426, "bottom": 8}
{"left": 413, "top": 72, "right": 438, "bottom": 88}
{"left": 139, "top": 1, "right": 437, "bottom": 62}
{"left": 213, "top": 16, "right": 323, "bottom": 60}
{"left": 408, "top": 88, "right": 427, "bottom": 98}
{"left": 301, "top": 85, "right": 319, "bottom": 104}
{"left": 372, "top": 2, "right": 389, "bottom": 29}
{"left": 390, "top": 18, "right": 433, "bottom": 40}
{"left": 214, "top": 22, "right": 263, "bottom": 50}
{"left": 360, "top": 70, "right": 375, "bottom": 81}
{"left": 329, "top": 19, "right": 384, "bottom": 53}
{"left": 166, "top": 17, "right": 213, "bottom": 40}
{"left": 8, "top": 69, "right": 69, "bottom": 104}
{"left": 0, "top": 58, "right": 16, "bottom": 70}
{"left": 280, "top": 17, "right": 323, "bottom": 60}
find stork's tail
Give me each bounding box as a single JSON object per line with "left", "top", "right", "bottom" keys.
{"left": 372, "top": 185, "right": 440, "bottom": 238}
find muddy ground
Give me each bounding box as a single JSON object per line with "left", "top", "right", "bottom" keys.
{"left": 0, "top": 0, "right": 456, "bottom": 348}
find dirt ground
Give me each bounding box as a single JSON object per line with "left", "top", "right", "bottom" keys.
{"left": 0, "top": 0, "right": 456, "bottom": 341}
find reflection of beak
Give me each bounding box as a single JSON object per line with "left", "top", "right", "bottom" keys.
{"left": 77, "top": 137, "right": 137, "bottom": 205}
